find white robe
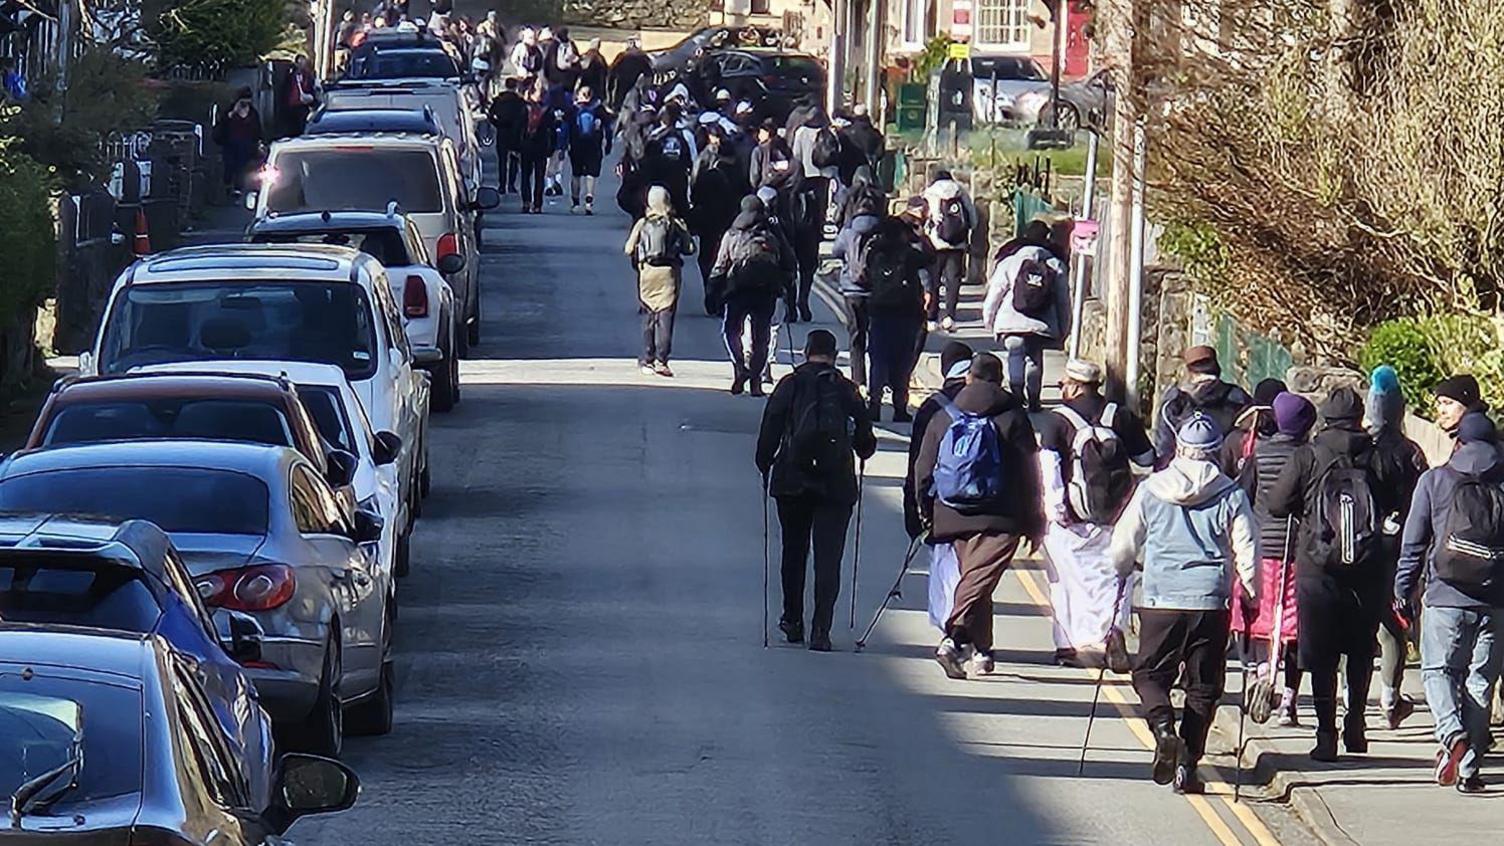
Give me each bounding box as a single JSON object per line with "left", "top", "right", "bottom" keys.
{"left": 1039, "top": 450, "right": 1133, "bottom": 650}
{"left": 927, "top": 543, "right": 961, "bottom": 632}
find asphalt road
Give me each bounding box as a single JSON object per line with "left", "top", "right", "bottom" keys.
{"left": 290, "top": 168, "right": 1317, "bottom": 845}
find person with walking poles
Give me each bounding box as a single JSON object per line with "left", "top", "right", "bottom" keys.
{"left": 1268, "top": 386, "right": 1405, "bottom": 762}
{"left": 904, "top": 342, "right": 974, "bottom": 630}
{"left": 755, "top": 329, "right": 877, "bottom": 652}
{"left": 982, "top": 219, "right": 1071, "bottom": 412}
{"left": 915, "top": 352, "right": 1043, "bottom": 679}
{"left": 708, "top": 196, "right": 797, "bottom": 396}
{"left": 1110, "top": 413, "right": 1259, "bottom": 794}
{"left": 1035, "top": 359, "right": 1155, "bottom": 668}
{"left": 1152, "top": 345, "right": 1254, "bottom": 467}
{"left": 1394, "top": 411, "right": 1504, "bottom": 793}
{"left": 624, "top": 186, "right": 694, "bottom": 377}
{"left": 921, "top": 170, "right": 977, "bottom": 332}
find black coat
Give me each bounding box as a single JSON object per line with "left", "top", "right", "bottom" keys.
{"left": 689, "top": 150, "right": 745, "bottom": 237}
{"left": 756, "top": 362, "right": 877, "bottom": 504}
{"left": 1152, "top": 378, "right": 1254, "bottom": 467}
{"left": 915, "top": 381, "right": 1044, "bottom": 541}
{"left": 487, "top": 91, "right": 527, "bottom": 149}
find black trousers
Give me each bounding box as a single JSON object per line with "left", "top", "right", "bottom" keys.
{"left": 696, "top": 227, "right": 726, "bottom": 305}
{"left": 793, "top": 178, "right": 829, "bottom": 309}
{"left": 640, "top": 306, "right": 675, "bottom": 366}
{"left": 1133, "top": 608, "right": 1230, "bottom": 763}
{"left": 927, "top": 249, "right": 966, "bottom": 321}
{"left": 722, "top": 292, "right": 776, "bottom": 379}
{"left": 844, "top": 296, "right": 870, "bottom": 387}
{"left": 520, "top": 153, "right": 548, "bottom": 208}
{"left": 776, "top": 494, "right": 853, "bottom": 637}
{"left": 868, "top": 310, "right": 922, "bottom": 414}
{"left": 498, "top": 147, "right": 520, "bottom": 192}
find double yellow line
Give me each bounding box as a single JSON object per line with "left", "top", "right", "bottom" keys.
{"left": 1011, "top": 566, "right": 1282, "bottom": 846}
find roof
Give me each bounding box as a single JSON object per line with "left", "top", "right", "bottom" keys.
{"left": 0, "top": 439, "right": 305, "bottom": 482}
{"left": 138, "top": 360, "right": 352, "bottom": 391}
{"left": 305, "top": 108, "right": 441, "bottom": 137}
{"left": 50, "top": 372, "right": 296, "bottom": 406}
{"left": 0, "top": 625, "right": 153, "bottom": 682}
{"left": 269, "top": 131, "right": 445, "bottom": 152}
{"left": 124, "top": 243, "right": 371, "bottom": 286}
{"left": 0, "top": 514, "right": 172, "bottom": 578}
{"left": 247, "top": 210, "right": 408, "bottom": 235}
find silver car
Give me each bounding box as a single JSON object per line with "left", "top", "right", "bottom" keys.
{"left": 0, "top": 439, "right": 393, "bottom": 758}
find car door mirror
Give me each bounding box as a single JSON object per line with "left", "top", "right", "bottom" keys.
{"left": 325, "top": 450, "right": 358, "bottom": 489}
{"left": 352, "top": 508, "right": 384, "bottom": 544}
{"left": 223, "top": 611, "right": 264, "bottom": 663}
{"left": 437, "top": 253, "right": 466, "bottom": 275}
{"left": 372, "top": 430, "right": 403, "bottom": 466}
{"left": 77, "top": 351, "right": 95, "bottom": 376}
{"left": 271, "top": 753, "right": 360, "bottom": 832}
{"left": 471, "top": 186, "right": 501, "bottom": 210}
{"left": 244, "top": 191, "right": 259, "bottom": 210}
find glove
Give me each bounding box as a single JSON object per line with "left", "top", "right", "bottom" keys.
{"left": 1393, "top": 598, "right": 1417, "bottom": 632}
{"left": 1239, "top": 586, "right": 1260, "bottom": 624}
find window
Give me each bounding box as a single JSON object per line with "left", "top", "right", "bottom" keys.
{"left": 975, "top": 0, "right": 1032, "bottom": 50}
{"left": 265, "top": 149, "right": 444, "bottom": 215}
{"left": 290, "top": 465, "right": 351, "bottom": 536}
{"left": 750, "top": 0, "right": 770, "bottom": 15}
{"left": 0, "top": 469, "right": 271, "bottom": 536}
{"left": 172, "top": 661, "right": 245, "bottom": 808}
{"left": 902, "top": 0, "right": 938, "bottom": 48}
{"left": 43, "top": 398, "right": 295, "bottom": 448}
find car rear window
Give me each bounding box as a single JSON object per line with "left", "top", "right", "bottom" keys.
{"left": 0, "top": 468, "right": 271, "bottom": 536}
{"left": 971, "top": 57, "right": 1046, "bottom": 80}
{"left": 0, "top": 562, "right": 160, "bottom": 632}
{"left": 0, "top": 683, "right": 142, "bottom": 805}
{"left": 265, "top": 149, "right": 443, "bottom": 214}
{"left": 43, "top": 399, "right": 294, "bottom": 449}
{"left": 347, "top": 48, "right": 461, "bottom": 80}
{"left": 765, "top": 56, "right": 823, "bottom": 79}
{"left": 250, "top": 228, "right": 413, "bottom": 267}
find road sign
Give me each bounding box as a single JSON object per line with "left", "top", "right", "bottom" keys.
{"left": 948, "top": 41, "right": 971, "bottom": 61}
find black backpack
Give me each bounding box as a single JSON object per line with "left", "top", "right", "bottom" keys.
{"left": 810, "top": 127, "right": 841, "bottom": 169}
{"left": 1434, "top": 471, "right": 1504, "bottom": 596}
{"left": 785, "top": 369, "right": 851, "bottom": 480}
{"left": 935, "top": 196, "right": 969, "bottom": 245}
{"left": 861, "top": 236, "right": 918, "bottom": 308}
{"left": 1308, "top": 452, "right": 1382, "bottom": 570}
{"left": 728, "top": 227, "right": 782, "bottom": 292}
{"left": 1012, "top": 256, "right": 1057, "bottom": 316}
{"left": 1055, "top": 403, "right": 1134, "bottom": 524}
{"left": 647, "top": 127, "right": 691, "bottom": 170}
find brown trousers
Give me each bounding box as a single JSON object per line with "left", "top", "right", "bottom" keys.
{"left": 945, "top": 532, "right": 1021, "bottom": 652}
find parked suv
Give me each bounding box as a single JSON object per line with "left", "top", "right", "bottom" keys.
{"left": 323, "top": 81, "right": 486, "bottom": 198}
{"left": 689, "top": 48, "right": 823, "bottom": 123}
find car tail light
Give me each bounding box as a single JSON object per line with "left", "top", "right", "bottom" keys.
{"left": 436, "top": 232, "right": 459, "bottom": 261}
{"left": 195, "top": 564, "right": 296, "bottom": 612}
{"left": 403, "top": 275, "right": 429, "bottom": 317}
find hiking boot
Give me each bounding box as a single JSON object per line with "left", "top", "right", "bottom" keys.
{"left": 969, "top": 649, "right": 995, "bottom": 676}
{"left": 640, "top": 364, "right": 656, "bottom": 376}
{"left": 1054, "top": 648, "right": 1083, "bottom": 668}
{"left": 935, "top": 638, "right": 968, "bottom": 680}
{"left": 1172, "top": 762, "right": 1205, "bottom": 795}
{"left": 730, "top": 375, "right": 746, "bottom": 395}
{"left": 1436, "top": 735, "right": 1469, "bottom": 786}
{"left": 1343, "top": 717, "right": 1369, "bottom": 754}
{"left": 1151, "top": 723, "right": 1182, "bottom": 786}
{"left": 1384, "top": 696, "right": 1416, "bottom": 730}
{"left": 1311, "top": 731, "right": 1339, "bottom": 762}
{"left": 808, "top": 631, "right": 832, "bottom": 652}
{"left": 1457, "top": 774, "right": 1486, "bottom": 794}
{"left": 653, "top": 362, "right": 674, "bottom": 377}
{"left": 778, "top": 618, "right": 803, "bottom": 644}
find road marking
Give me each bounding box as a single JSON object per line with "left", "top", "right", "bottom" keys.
{"left": 1010, "top": 565, "right": 1272, "bottom": 846}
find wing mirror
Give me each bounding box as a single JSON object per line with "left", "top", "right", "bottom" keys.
{"left": 352, "top": 509, "right": 384, "bottom": 544}
{"left": 223, "top": 611, "right": 264, "bottom": 663}
{"left": 437, "top": 252, "right": 466, "bottom": 275}
{"left": 243, "top": 190, "right": 259, "bottom": 210}
{"left": 269, "top": 753, "right": 361, "bottom": 833}
{"left": 325, "top": 450, "right": 358, "bottom": 489}
{"left": 372, "top": 431, "right": 403, "bottom": 466}
{"left": 471, "top": 186, "right": 501, "bottom": 210}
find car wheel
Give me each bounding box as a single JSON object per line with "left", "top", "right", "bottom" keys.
{"left": 432, "top": 333, "right": 459, "bottom": 414}
{"left": 297, "top": 635, "right": 343, "bottom": 757}
{"left": 394, "top": 530, "right": 412, "bottom": 579}
{"left": 346, "top": 609, "right": 395, "bottom": 737}
{"left": 1039, "top": 102, "right": 1080, "bottom": 133}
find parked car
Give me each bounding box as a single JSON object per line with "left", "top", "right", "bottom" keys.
{"left": 28, "top": 371, "right": 359, "bottom": 494}
{"left": 344, "top": 32, "right": 464, "bottom": 81}
{"left": 246, "top": 209, "right": 463, "bottom": 410}
{"left": 968, "top": 54, "right": 1052, "bottom": 125}
{"left": 79, "top": 243, "right": 433, "bottom": 532}
{"left": 0, "top": 440, "right": 395, "bottom": 756}
{"left": 250, "top": 132, "right": 496, "bottom": 353}
{"left": 322, "top": 80, "right": 487, "bottom": 201}
{"left": 0, "top": 625, "right": 358, "bottom": 842}
{"left": 139, "top": 359, "right": 414, "bottom": 578}
{"left": 687, "top": 48, "right": 823, "bottom": 124}
{"left": 304, "top": 106, "right": 444, "bottom": 137}
{"left": 0, "top": 514, "right": 272, "bottom": 796}
{"left": 1014, "top": 69, "right": 1114, "bottom": 132}
{"left": 648, "top": 25, "right": 787, "bottom": 74}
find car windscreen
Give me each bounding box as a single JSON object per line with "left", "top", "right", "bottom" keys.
{"left": 971, "top": 57, "right": 1046, "bottom": 80}
{"left": 347, "top": 48, "right": 460, "bottom": 79}
{"left": 0, "top": 468, "right": 271, "bottom": 536}
{"left": 97, "top": 282, "right": 379, "bottom": 381}
{"left": 249, "top": 228, "right": 413, "bottom": 267}
{"left": 298, "top": 387, "right": 357, "bottom": 455}
{"left": 0, "top": 684, "right": 142, "bottom": 806}
{"left": 0, "top": 562, "right": 160, "bottom": 632}
{"left": 265, "top": 148, "right": 443, "bottom": 214}
{"left": 42, "top": 399, "right": 294, "bottom": 449}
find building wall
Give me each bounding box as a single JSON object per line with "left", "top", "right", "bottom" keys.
{"left": 886, "top": 0, "right": 1085, "bottom": 75}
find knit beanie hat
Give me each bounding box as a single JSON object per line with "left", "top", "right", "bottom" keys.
{"left": 1434, "top": 374, "right": 1486, "bottom": 410}
{"left": 940, "top": 341, "right": 974, "bottom": 381}
{"left": 1273, "top": 392, "right": 1317, "bottom": 437}
{"left": 1252, "top": 378, "right": 1287, "bottom": 408}
{"left": 1176, "top": 412, "right": 1224, "bottom": 459}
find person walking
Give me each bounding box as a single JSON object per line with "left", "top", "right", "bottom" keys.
{"left": 624, "top": 186, "right": 694, "bottom": 377}
{"left": 517, "top": 84, "right": 557, "bottom": 214}
{"left": 922, "top": 170, "right": 977, "bottom": 332}
{"left": 915, "top": 352, "right": 1043, "bottom": 679}
{"left": 787, "top": 109, "right": 840, "bottom": 322}
{"left": 688, "top": 127, "right": 746, "bottom": 310}
{"left": 1111, "top": 413, "right": 1259, "bottom": 793}
{"left": 981, "top": 219, "right": 1071, "bottom": 411}
{"left": 708, "top": 196, "right": 797, "bottom": 396}
{"left": 849, "top": 216, "right": 928, "bottom": 422}
{"left": 487, "top": 77, "right": 527, "bottom": 195}
{"left": 280, "top": 55, "right": 318, "bottom": 138}
{"left": 510, "top": 27, "right": 543, "bottom": 85}
{"left": 1433, "top": 374, "right": 1491, "bottom": 446}
{"left": 641, "top": 102, "right": 697, "bottom": 215}
{"left": 906, "top": 342, "right": 974, "bottom": 538}
{"left": 211, "top": 88, "right": 264, "bottom": 198}
{"left": 830, "top": 209, "right": 881, "bottom": 390}
{"left": 577, "top": 39, "right": 608, "bottom": 100}
{"left": 1036, "top": 359, "right": 1155, "bottom": 667}
{"left": 1396, "top": 412, "right": 1504, "bottom": 793}
{"left": 1220, "top": 378, "right": 1289, "bottom": 481}
{"left": 1152, "top": 346, "right": 1254, "bottom": 466}
{"left": 755, "top": 329, "right": 877, "bottom": 652}
{"left": 1269, "top": 386, "right": 1404, "bottom": 762}
{"left": 566, "top": 86, "right": 611, "bottom": 214}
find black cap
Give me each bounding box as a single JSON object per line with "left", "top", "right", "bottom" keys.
{"left": 1319, "top": 386, "right": 1364, "bottom": 423}
{"left": 1253, "top": 378, "right": 1288, "bottom": 407}
{"left": 1434, "top": 374, "right": 1485, "bottom": 409}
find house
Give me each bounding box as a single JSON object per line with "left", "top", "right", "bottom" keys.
{"left": 890, "top": 0, "right": 1091, "bottom": 78}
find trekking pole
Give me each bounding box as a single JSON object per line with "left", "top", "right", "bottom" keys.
{"left": 1236, "top": 631, "right": 1251, "bottom": 802}
{"left": 1080, "top": 575, "right": 1129, "bottom": 775}
{"left": 850, "top": 459, "right": 866, "bottom": 630}
{"left": 855, "top": 532, "right": 927, "bottom": 652}
{"left": 761, "top": 475, "right": 770, "bottom": 649}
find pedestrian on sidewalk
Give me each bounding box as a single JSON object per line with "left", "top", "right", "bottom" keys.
{"left": 905, "top": 343, "right": 973, "bottom": 630}
{"left": 921, "top": 170, "right": 977, "bottom": 332}
{"left": 1152, "top": 346, "right": 1254, "bottom": 467}
{"left": 915, "top": 352, "right": 1043, "bottom": 680}
{"left": 1433, "top": 374, "right": 1491, "bottom": 448}
{"left": 787, "top": 108, "right": 839, "bottom": 323}
{"left": 746, "top": 185, "right": 798, "bottom": 382}
{"left": 1111, "top": 413, "right": 1259, "bottom": 794}
{"left": 487, "top": 77, "right": 527, "bottom": 195}
{"left": 756, "top": 329, "right": 877, "bottom": 652}
{"left": 1221, "top": 378, "right": 1286, "bottom": 662}
{"left": 212, "top": 88, "right": 264, "bottom": 197}
{"left": 624, "top": 186, "right": 694, "bottom": 377}
{"left": 566, "top": 85, "right": 611, "bottom": 214}
{"left": 1367, "top": 365, "right": 1429, "bottom": 729}
{"left": 1269, "top": 386, "right": 1404, "bottom": 762}
{"left": 851, "top": 216, "right": 928, "bottom": 422}
{"left": 1396, "top": 412, "right": 1504, "bottom": 793}
{"left": 517, "top": 84, "right": 557, "bottom": 214}
{"left": 709, "top": 196, "right": 797, "bottom": 396}
{"left": 830, "top": 209, "right": 881, "bottom": 390}
{"left": 689, "top": 126, "right": 746, "bottom": 311}
{"left": 280, "top": 55, "right": 318, "bottom": 138}
{"left": 1037, "top": 359, "right": 1154, "bottom": 668}
{"left": 981, "top": 219, "right": 1071, "bottom": 412}
{"left": 641, "top": 102, "right": 697, "bottom": 216}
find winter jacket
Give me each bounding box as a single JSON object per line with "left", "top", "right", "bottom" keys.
{"left": 487, "top": 91, "right": 527, "bottom": 149}
{"left": 906, "top": 379, "right": 967, "bottom": 539}
{"left": 1152, "top": 377, "right": 1254, "bottom": 467}
{"left": 578, "top": 52, "right": 608, "bottom": 99}
{"left": 1238, "top": 432, "right": 1306, "bottom": 557}
{"left": 755, "top": 362, "right": 877, "bottom": 504}
{"left": 830, "top": 214, "right": 882, "bottom": 298}
{"left": 689, "top": 149, "right": 747, "bottom": 236}
{"left": 607, "top": 50, "right": 651, "bottom": 109}
{"left": 624, "top": 207, "right": 694, "bottom": 311}
{"left": 517, "top": 103, "right": 557, "bottom": 157}
{"left": 922, "top": 179, "right": 977, "bottom": 251}
{"left": 541, "top": 38, "right": 579, "bottom": 90}
{"left": 708, "top": 209, "right": 797, "bottom": 304}
{"left": 749, "top": 137, "right": 798, "bottom": 191}
{"left": 1396, "top": 441, "right": 1504, "bottom": 609}
{"left": 981, "top": 243, "right": 1071, "bottom": 340}
{"left": 839, "top": 117, "right": 885, "bottom": 171}
{"left": 790, "top": 124, "right": 841, "bottom": 180}
{"left": 1111, "top": 456, "right": 1259, "bottom": 610}
{"left": 915, "top": 380, "right": 1044, "bottom": 541}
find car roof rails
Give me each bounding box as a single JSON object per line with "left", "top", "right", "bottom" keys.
{"left": 385, "top": 200, "right": 401, "bottom": 217}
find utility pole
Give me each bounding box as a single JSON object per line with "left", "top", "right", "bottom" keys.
{"left": 826, "top": 0, "right": 849, "bottom": 114}
{"left": 863, "top": 0, "right": 885, "bottom": 117}
{"left": 1100, "top": 0, "right": 1138, "bottom": 404}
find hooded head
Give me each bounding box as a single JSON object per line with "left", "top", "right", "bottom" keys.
{"left": 733, "top": 195, "right": 767, "bottom": 230}
{"left": 1273, "top": 392, "right": 1317, "bottom": 438}
{"left": 1237, "top": 377, "right": 1287, "bottom": 436}
{"left": 941, "top": 341, "right": 974, "bottom": 382}
{"left": 646, "top": 185, "right": 671, "bottom": 217}
{"left": 1364, "top": 364, "right": 1406, "bottom": 435}
{"left": 1319, "top": 386, "right": 1365, "bottom": 430}
{"left": 1176, "top": 413, "right": 1224, "bottom": 462}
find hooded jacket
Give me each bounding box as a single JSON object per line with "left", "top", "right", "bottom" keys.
{"left": 487, "top": 90, "right": 527, "bottom": 149}
{"left": 1152, "top": 377, "right": 1254, "bottom": 467}
{"left": 915, "top": 380, "right": 1044, "bottom": 541}
{"left": 922, "top": 179, "right": 977, "bottom": 251}
{"left": 1396, "top": 440, "right": 1504, "bottom": 609}
{"left": 709, "top": 200, "right": 797, "bottom": 303}
{"left": 830, "top": 214, "right": 882, "bottom": 298}
{"left": 624, "top": 190, "right": 694, "bottom": 311}
{"left": 689, "top": 146, "right": 746, "bottom": 236}
{"left": 981, "top": 243, "right": 1071, "bottom": 340}
{"left": 1110, "top": 456, "right": 1259, "bottom": 610}
{"left": 839, "top": 116, "right": 885, "bottom": 171}
{"left": 755, "top": 362, "right": 877, "bottom": 504}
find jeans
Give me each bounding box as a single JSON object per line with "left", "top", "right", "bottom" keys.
{"left": 776, "top": 494, "right": 853, "bottom": 638}
{"left": 868, "top": 310, "right": 922, "bottom": 416}
{"left": 640, "top": 306, "right": 675, "bottom": 366}
{"left": 722, "top": 292, "right": 776, "bottom": 380}
{"left": 1422, "top": 605, "right": 1504, "bottom": 777}
{"left": 927, "top": 249, "right": 966, "bottom": 321}
{"left": 1001, "top": 334, "right": 1046, "bottom": 410}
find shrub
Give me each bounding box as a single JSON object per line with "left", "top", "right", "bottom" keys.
{"left": 0, "top": 142, "right": 58, "bottom": 327}
{"left": 1357, "top": 318, "right": 1442, "bottom": 412}
{"left": 1358, "top": 312, "right": 1504, "bottom": 416}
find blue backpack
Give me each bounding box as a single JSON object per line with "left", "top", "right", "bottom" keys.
{"left": 933, "top": 396, "right": 1004, "bottom": 511}
{"left": 576, "top": 107, "right": 601, "bottom": 140}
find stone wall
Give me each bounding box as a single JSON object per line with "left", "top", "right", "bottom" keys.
{"left": 563, "top": 0, "right": 715, "bottom": 30}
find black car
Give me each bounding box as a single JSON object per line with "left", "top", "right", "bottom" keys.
{"left": 345, "top": 32, "right": 462, "bottom": 81}
{"left": 689, "top": 48, "right": 824, "bottom": 123}
{"left": 305, "top": 107, "right": 443, "bottom": 137}
{"left": 0, "top": 625, "right": 358, "bottom": 843}
{"left": 648, "top": 25, "right": 787, "bottom": 74}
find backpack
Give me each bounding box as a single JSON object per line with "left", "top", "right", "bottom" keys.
{"left": 860, "top": 235, "right": 919, "bottom": 308}
{"left": 635, "top": 217, "right": 678, "bottom": 267}
{"left": 1433, "top": 471, "right": 1504, "bottom": 596}
{"left": 1011, "top": 255, "right": 1057, "bottom": 317}
{"left": 933, "top": 397, "right": 1005, "bottom": 512}
{"left": 648, "top": 128, "right": 690, "bottom": 169}
{"left": 520, "top": 45, "right": 543, "bottom": 74}
{"left": 555, "top": 40, "right": 578, "bottom": 71}
{"left": 728, "top": 227, "right": 782, "bottom": 291}
{"left": 935, "top": 196, "right": 969, "bottom": 246}
{"left": 1055, "top": 403, "right": 1133, "bottom": 524}
{"left": 810, "top": 127, "right": 841, "bottom": 169}
{"left": 1307, "top": 452, "right": 1381, "bottom": 570}
{"left": 784, "top": 369, "right": 851, "bottom": 480}
{"left": 524, "top": 103, "right": 547, "bottom": 138}
{"left": 575, "top": 107, "right": 602, "bottom": 141}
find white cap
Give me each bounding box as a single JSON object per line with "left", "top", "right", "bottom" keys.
{"left": 715, "top": 88, "right": 732, "bottom": 101}
{"left": 734, "top": 100, "right": 754, "bottom": 115}
{"left": 756, "top": 186, "right": 778, "bottom": 206}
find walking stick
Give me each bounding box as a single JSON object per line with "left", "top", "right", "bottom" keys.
{"left": 1079, "top": 576, "right": 1129, "bottom": 775}
{"left": 1236, "top": 635, "right": 1251, "bottom": 802}
{"left": 850, "top": 459, "right": 866, "bottom": 630}
{"left": 762, "top": 476, "right": 770, "bottom": 649}
{"left": 855, "top": 532, "right": 927, "bottom": 652}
